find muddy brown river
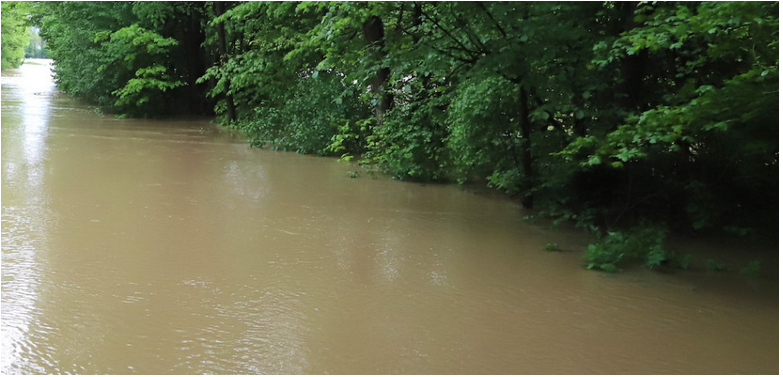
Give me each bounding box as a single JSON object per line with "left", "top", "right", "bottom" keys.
{"left": 1, "top": 61, "right": 778, "bottom": 374}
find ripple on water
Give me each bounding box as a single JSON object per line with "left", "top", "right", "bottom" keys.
{"left": 1, "top": 60, "right": 778, "bottom": 375}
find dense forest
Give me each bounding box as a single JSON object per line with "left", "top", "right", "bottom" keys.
{"left": 17, "top": 1, "right": 781, "bottom": 272}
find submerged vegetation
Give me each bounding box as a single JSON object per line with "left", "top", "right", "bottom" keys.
{"left": 22, "top": 1, "right": 779, "bottom": 272}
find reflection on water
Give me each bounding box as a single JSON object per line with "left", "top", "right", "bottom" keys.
{"left": 1, "top": 61, "right": 57, "bottom": 374}
{"left": 21, "top": 65, "right": 53, "bottom": 172}
{"left": 1, "top": 61, "right": 778, "bottom": 374}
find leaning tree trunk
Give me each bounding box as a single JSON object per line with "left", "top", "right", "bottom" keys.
{"left": 519, "top": 84, "right": 534, "bottom": 209}
{"left": 183, "top": 6, "right": 208, "bottom": 114}
{"left": 214, "top": 1, "right": 236, "bottom": 123}
{"left": 363, "top": 15, "right": 393, "bottom": 126}
{"left": 411, "top": 3, "right": 432, "bottom": 93}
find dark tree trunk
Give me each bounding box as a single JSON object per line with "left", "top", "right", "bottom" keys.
{"left": 617, "top": 2, "right": 648, "bottom": 111}
{"left": 363, "top": 15, "right": 392, "bottom": 125}
{"left": 182, "top": 6, "right": 207, "bottom": 114}
{"left": 575, "top": 118, "right": 587, "bottom": 137}
{"left": 214, "top": 1, "right": 236, "bottom": 122}
{"left": 519, "top": 84, "right": 534, "bottom": 209}
{"left": 411, "top": 3, "right": 432, "bottom": 94}
{"left": 411, "top": 3, "right": 423, "bottom": 44}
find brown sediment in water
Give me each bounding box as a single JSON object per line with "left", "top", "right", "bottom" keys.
{"left": 1, "top": 61, "right": 778, "bottom": 375}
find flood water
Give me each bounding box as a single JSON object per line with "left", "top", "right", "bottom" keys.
{"left": 1, "top": 61, "right": 778, "bottom": 374}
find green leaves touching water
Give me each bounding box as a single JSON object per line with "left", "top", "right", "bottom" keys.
{"left": 28, "top": 1, "right": 779, "bottom": 269}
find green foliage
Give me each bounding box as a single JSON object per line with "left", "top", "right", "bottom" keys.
{"left": 95, "top": 24, "right": 183, "bottom": 112}
{"left": 739, "top": 260, "right": 761, "bottom": 277}
{"left": 34, "top": 1, "right": 778, "bottom": 270}
{"left": 2, "top": 2, "right": 30, "bottom": 70}
{"left": 34, "top": 1, "right": 208, "bottom": 116}
{"left": 705, "top": 258, "right": 761, "bottom": 276}
{"left": 328, "top": 118, "right": 372, "bottom": 158}
{"left": 25, "top": 27, "right": 48, "bottom": 59}
{"left": 706, "top": 258, "right": 731, "bottom": 272}
{"left": 36, "top": 2, "right": 134, "bottom": 106}
{"left": 544, "top": 243, "right": 561, "bottom": 252}
{"left": 447, "top": 77, "right": 520, "bottom": 189}
{"left": 561, "top": 1, "right": 778, "bottom": 237}
{"left": 584, "top": 225, "right": 689, "bottom": 272}
{"left": 668, "top": 252, "right": 690, "bottom": 270}
{"left": 229, "top": 74, "right": 368, "bottom": 155}
{"left": 363, "top": 99, "right": 449, "bottom": 181}
{"left": 585, "top": 242, "right": 622, "bottom": 273}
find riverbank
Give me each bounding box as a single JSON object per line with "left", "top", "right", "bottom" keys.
{"left": 3, "top": 60, "right": 777, "bottom": 375}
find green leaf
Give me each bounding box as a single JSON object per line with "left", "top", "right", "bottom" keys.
{"left": 600, "top": 263, "right": 617, "bottom": 273}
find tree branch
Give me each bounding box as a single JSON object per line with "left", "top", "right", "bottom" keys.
{"left": 450, "top": 7, "right": 489, "bottom": 54}
{"left": 477, "top": 2, "right": 508, "bottom": 38}
{"left": 416, "top": 2, "right": 479, "bottom": 60}
{"left": 401, "top": 29, "right": 476, "bottom": 65}
{"left": 395, "top": 2, "right": 405, "bottom": 32}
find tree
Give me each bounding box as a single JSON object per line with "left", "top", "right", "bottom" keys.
{"left": 563, "top": 1, "right": 778, "bottom": 233}
{"left": 33, "top": 1, "right": 779, "bottom": 268}
{"left": 25, "top": 27, "right": 48, "bottom": 59}
{"left": 2, "top": 2, "right": 30, "bottom": 70}
{"left": 34, "top": 1, "right": 210, "bottom": 116}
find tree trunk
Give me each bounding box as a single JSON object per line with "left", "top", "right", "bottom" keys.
{"left": 363, "top": 14, "right": 392, "bottom": 125}
{"left": 183, "top": 6, "right": 207, "bottom": 114}
{"left": 214, "top": 1, "right": 236, "bottom": 122}
{"left": 519, "top": 84, "right": 534, "bottom": 209}
{"left": 617, "top": 2, "right": 648, "bottom": 112}
{"left": 411, "top": 3, "right": 432, "bottom": 93}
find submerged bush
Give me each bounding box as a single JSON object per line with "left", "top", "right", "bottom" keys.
{"left": 584, "top": 225, "right": 689, "bottom": 272}
{"left": 233, "top": 74, "right": 369, "bottom": 156}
